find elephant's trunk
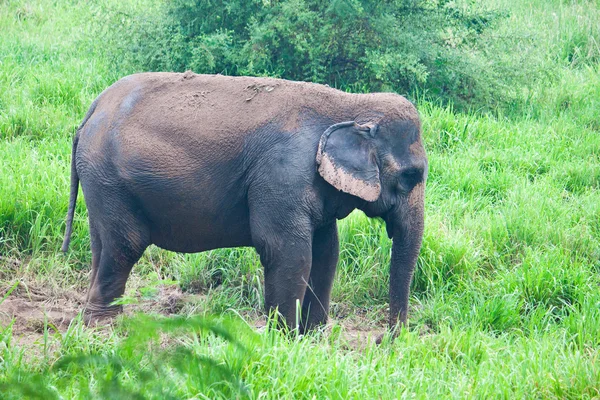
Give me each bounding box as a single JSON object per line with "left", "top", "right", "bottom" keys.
{"left": 388, "top": 182, "right": 425, "bottom": 329}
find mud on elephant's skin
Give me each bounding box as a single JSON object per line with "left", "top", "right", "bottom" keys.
{"left": 61, "top": 72, "right": 427, "bottom": 333}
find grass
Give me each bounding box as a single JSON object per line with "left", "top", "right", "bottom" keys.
{"left": 1, "top": 0, "right": 600, "bottom": 398}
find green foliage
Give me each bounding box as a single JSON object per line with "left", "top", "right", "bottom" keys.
{"left": 108, "top": 0, "right": 509, "bottom": 110}
{"left": 1, "top": 0, "right": 600, "bottom": 398}
{"left": 0, "top": 315, "right": 249, "bottom": 399}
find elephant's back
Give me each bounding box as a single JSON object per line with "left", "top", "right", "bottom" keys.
{"left": 89, "top": 71, "right": 419, "bottom": 142}
{"left": 104, "top": 72, "right": 353, "bottom": 137}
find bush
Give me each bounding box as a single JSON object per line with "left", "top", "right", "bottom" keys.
{"left": 106, "top": 0, "right": 506, "bottom": 110}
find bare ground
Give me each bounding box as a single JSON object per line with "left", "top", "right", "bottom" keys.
{"left": 0, "top": 281, "right": 188, "bottom": 346}
{"left": 0, "top": 279, "right": 385, "bottom": 351}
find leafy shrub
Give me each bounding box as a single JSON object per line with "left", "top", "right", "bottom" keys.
{"left": 105, "top": 0, "right": 507, "bottom": 110}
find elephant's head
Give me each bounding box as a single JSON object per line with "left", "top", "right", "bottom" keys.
{"left": 316, "top": 117, "right": 427, "bottom": 329}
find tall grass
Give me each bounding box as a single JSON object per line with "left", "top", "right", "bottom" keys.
{"left": 1, "top": 0, "right": 600, "bottom": 398}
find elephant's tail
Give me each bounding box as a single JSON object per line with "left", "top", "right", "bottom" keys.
{"left": 61, "top": 97, "right": 100, "bottom": 252}
{"left": 61, "top": 132, "right": 80, "bottom": 252}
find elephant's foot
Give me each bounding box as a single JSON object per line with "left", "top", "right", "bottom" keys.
{"left": 83, "top": 303, "right": 123, "bottom": 326}
{"left": 376, "top": 321, "right": 408, "bottom": 344}
{"left": 299, "top": 318, "right": 327, "bottom": 335}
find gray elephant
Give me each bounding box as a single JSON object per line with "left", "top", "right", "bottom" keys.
{"left": 61, "top": 72, "right": 427, "bottom": 333}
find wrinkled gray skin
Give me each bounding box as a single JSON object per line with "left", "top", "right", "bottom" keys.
{"left": 62, "top": 72, "right": 427, "bottom": 333}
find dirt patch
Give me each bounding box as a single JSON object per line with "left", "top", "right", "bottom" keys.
{"left": 123, "top": 284, "right": 191, "bottom": 317}
{"left": 0, "top": 297, "right": 78, "bottom": 333}
{"left": 247, "top": 314, "right": 385, "bottom": 352}
{"left": 336, "top": 321, "right": 385, "bottom": 351}
{"left": 0, "top": 282, "right": 81, "bottom": 346}
{"left": 1, "top": 280, "right": 388, "bottom": 352}
{"left": 0, "top": 281, "right": 195, "bottom": 347}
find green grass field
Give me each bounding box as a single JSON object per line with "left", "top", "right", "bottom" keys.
{"left": 1, "top": 0, "right": 600, "bottom": 398}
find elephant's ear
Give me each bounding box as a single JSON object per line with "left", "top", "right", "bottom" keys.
{"left": 316, "top": 121, "right": 381, "bottom": 202}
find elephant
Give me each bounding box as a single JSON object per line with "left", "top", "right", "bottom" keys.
{"left": 61, "top": 71, "right": 427, "bottom": 333}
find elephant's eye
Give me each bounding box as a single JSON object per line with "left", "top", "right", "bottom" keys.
{"left": 403, "top": 167, "right": 423, "bottom": 182}
{"left": 397, "top": 167, "right": 424, "bottom": 193}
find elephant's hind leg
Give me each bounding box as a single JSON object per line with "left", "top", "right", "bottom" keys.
{"left": 84, "top": 198, "right": 150, "bottom": 324}
{"left": 86, "top": 221, "right": 102, "bottom": 304}
{"left": 301, "top": 222, "right": 339, "bottom": 333}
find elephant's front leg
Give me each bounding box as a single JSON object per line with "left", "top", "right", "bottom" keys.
{"left": 301, "top": 222, "right": 339, "bottom": 333}
{"left": 253, "top": 222, "right": 313, "bottom": 331}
